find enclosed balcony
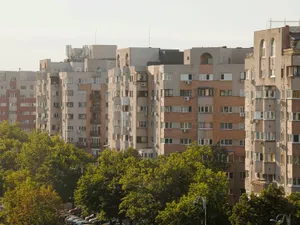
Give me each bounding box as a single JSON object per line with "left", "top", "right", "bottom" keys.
{"left": 90, "top": 91, "right": 101, "bottom": 101}
{"left": 90, "top": 118, "right": 101, "bottom": 124}
{"left": 90, "top": 105, "right": 100, "bottom": 112}
{"left": 90, "top": 131, "right": 100, "bottom": 137}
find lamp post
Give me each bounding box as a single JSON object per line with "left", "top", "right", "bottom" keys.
{"left": 270, "top": 214, "right": 291, "bottom": 225}
{"left": 194, "top": 196, "right": 207, "bottom": 225}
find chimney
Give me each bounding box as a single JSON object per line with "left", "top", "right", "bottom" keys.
{"left": 285, "top": 25, "right": 290, "bottom": 49}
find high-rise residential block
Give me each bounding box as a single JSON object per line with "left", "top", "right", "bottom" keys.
{"left": 0, "top": 71, "right": 36, "bottom": 131}
{"left": 108, "top": 46, "right": 252, "bottom": 203}
{"left": 36, "top": 45, "right": 116, "bottom": 157}
{"left": 245, "top": 26, "right": 300, "bottom": 195}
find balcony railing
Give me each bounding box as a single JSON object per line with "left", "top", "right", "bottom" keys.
{"left": 90, "top": 118, "right": 101, "bottom": 124}
{"left": 90, "top": 93, "right": 101, "bottom": 101}
{"left": 76, "top": 142, "right": 88, "bottom": 148}
{"left": 90, "top": 143, "right": 101, "bottom": 148}
{"left": 90, "top": 106, "right": 100, "bottom": 111}
{"left": 90, "top": 131, "right": 100, "bottom": 136}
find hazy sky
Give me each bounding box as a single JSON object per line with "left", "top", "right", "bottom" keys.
{"left": 0, "top": 0, "right": 299, "bottom": 71}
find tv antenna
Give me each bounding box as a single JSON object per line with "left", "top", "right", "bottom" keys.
{"left": 268, "top": 18, "right": 300, "bottom": 29}
{"left": 94, "top": 29, "right": 97, "bottom": 45}
{"left": 148, "top": 26, "right": 151, "bottom": 47}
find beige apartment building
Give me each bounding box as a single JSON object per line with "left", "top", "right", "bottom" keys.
{"left": 0, "top": 71, "right": 36, "bottom": 131}
{"left": 36, "top": 45, "right": 116, "bottom": 156}
{"left": 108, "top": 46, "right": 252, "bottom": 203}
{"left": 245, "top": 26, "right": 300, "bottom": 195}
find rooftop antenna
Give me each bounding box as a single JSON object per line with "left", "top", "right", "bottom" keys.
{"left": 148, "top": 26, "right": 151, "bottom": 47}
{"left": 94, "top": 29, "right": 97, "bottom": 45}
{"left": 268, "top": 18, "right": 300, "bottom": 29}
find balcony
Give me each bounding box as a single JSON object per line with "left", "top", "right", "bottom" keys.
{"left": 90, "top": 143, "right": 101, "bottom": 148}
{"left": 90, "top": 105, "right": 100, "bottom": 111}
{"left": 284, "top": 48, "right": 300, "bottom": 56}
{"left": 90, "top": 118, "right": 101, "bottom": 124}
{"left": 90, "top": 93, "right": 101, "bottom": 101}
{"left": 76, "top": 142, "right": 88, "bottom": 148}
{"left": 90, "top": 131, "right": 100, "bottom": 136}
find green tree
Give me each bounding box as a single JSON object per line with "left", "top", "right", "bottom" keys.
{"left": 17, "top": 132, "right": 94, "bottom": 202}
{"left": 74, "top": 148, "right": 139, "bottom": 222}
{"left": 230, "top": 183, "right": 300, "bottom": 225}
{"left": 2, "top": 179, "right": 62, "bottom": 225}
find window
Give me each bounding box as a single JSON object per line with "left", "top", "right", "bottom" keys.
{"left": 220, "top": 73, "right": 232, "bottom": 81}
{"left": 138, "top": 121, "right": 148, "bottom": 128}
{"left": 137, "top": 91, "right": 148, "bottom": 97}
{"left": 264, "top": 89, "right": 276, "bottom": 98}
{"left": 78, "top": 114, "right": 86, "bottom": 119}
{"left": 67, "top": 126, "right": 74, "bottom": 131}
{"left": 253, "top": 152, "right": 263, "bottom": 161}
{"left": 198, "top": 88, "right": 213, "bottom": 96}
{"left": 221, "top": 106, "right": 232, "bottom": 113}
{"left": 239, "top": 140, "right": 245, "bottom": 146}
{"left": 180, "top": 122, "right": 192, "bottom": 129}
{"left": 78, "top": 102, "right": 87, "bottom": 108}
{"left": 180, "top": 90, "right": 192, "bottom": 96}
{"left": 198, "top": 139, "right": 213, "bottom": 146}
{"left": 66, "top": 90, "right": 74, "bottom": 96}
{"left": 67, "top": 138, "right": 74, "bottom": 142}
{"left": 198, "top": 122, "right": 213, "bottom": 129}
{"left": 53, "top": 102, "right": 60, "bottom": 108}
{"left": 220, "top": 139, "right": 233, "bottom": 146}
{"left": 198, "top": 105, "right": 213, "bottom": 113}
{"left": 161, "top": 89, "right": 173, "bottom": 97}
{"left": 240, "top": 72, "right": 246, "bottom": 80}
{"left": 180, "top": 106, "right": 192, "bottom": 113}
{"left": 289, "top": 134, "right": 300, "bottom": 143}
{"left": 78, "top": 91, "right": 86, "bottom": 95}
{"left": 220, "top": 90, "right": 232, "bottom": 96}
{"left": 199, "top": 74, "right": 213, "bottom": 81}
{"left": 226, "top": 172, "right": 234, "bottom": 179}
{"left": 162, "top": 73, "right": 172, "bottom": 80}
{"left": 264, "top": 111, "right": 276, "bottom": 120}
{"left": 239, "top": 123, "right": 245, "bottom": 130}
{"left": 66, "top": 78, "right": 73, "bottom": 84}
{"left": 137, "top": 136, "right": 148, "bottom": 143}
{"left": 67, "top": 114, "right": 74, "bottom": 120}
{"left": 79, "top": 126, "right": 86, "bottom": 131}
{"left": 161, "top": 138, "right": 173, "bottom": 144}
{"left": 180, "top": 74, "right": 192, "bottom": 81}
{"left": 220, "top": 123, "right": 233, "bottom": 130}
{"left": 92, "top": 77, "right": 101, "bottom": 84}
{"left": 255, "top": 132, "right": 276, "bottom": 141}
{"left": 290, "top": 112, "right": 300, "bottom": 121}
{"left": 287, "top": 90, "right": 300, "bottom": 99}
{"left": 66, "top": 102, "right": 74, "bottom": 107}
{"left": 21, "top": 86, "right": 26, "bottom": 90}
{"left": 161, "top": 122, "right": 173, "bottom": 128}
{"left": 271, "top": 38, "right": 276, "bottom": 57}
{"left": 261, "top": 40, "right": 266, "bottom": 57}
{"left": 180, "top": 138, "right": 192, "bottom": 145}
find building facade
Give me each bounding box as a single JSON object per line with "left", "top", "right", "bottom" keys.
{"left": 108, "top": 46, "right": 252, "bottom": 203}
{"left": 36, "top": 45, "right": 116, "bottom": 156}
{"left": 0, "top": 71, "right": 36, "bottom": 131}
{"left": 245, "top": 26, "right": 300, "bottom": 195}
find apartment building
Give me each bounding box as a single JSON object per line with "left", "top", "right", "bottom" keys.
{"left": 36, "top": 45, "right": 116, "bottom": 156}
{"left": 0, "top": 71, "right": 36, "bottom": 131}
{"left": 108, "top": 46, "right": 252, "bottom": 203}
{"left": 245, "top": 26, "right": 300, "bottom": 195}
{"left": 107, "top": 47, "right": 183, "bottom": 152}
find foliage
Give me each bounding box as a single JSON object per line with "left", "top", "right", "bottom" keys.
{"left": 230, "top": 183, "right": 300, "bottom": 225}
{"left": 74, "top": 148, "right": 139, "bottom": 221}
{"left": 2, "top": 179, "right": 62, "bottom": 225}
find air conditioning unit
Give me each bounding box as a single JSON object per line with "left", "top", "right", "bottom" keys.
{"left": 276, "top": 142, "right": 280, "bottom": 147}
{"left": 253, "top": 119, "right": 258, "bottom": 123}
{"left": 140, "top": 82, "right": 146, "bottom": 87}
{"left": 184, "top": 96, "right": 190, "bottom": 101}
{"left": 185, "top": 81, "right": 191, "bottom": 85}
{"left": 240, "top": 112, "right": 245, "bottom": 117}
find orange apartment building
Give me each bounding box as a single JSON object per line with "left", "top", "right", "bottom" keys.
{"left": 108, "top": 46, "right": 252, "bottom": 203}
{"left": 0, "top": 71, "right": 36, "bottom": 131}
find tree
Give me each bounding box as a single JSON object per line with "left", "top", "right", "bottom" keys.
{"left": 2, "top": 179, "right": 62, "bottom": 225}
{"left": 74, "top": 149, "right": 139, "bottom": 222}
{"left": 230, "top": 183, "right": 300, "bottom": 225}
{"left": 17, "top": 132, "right": 94, "bottom": 202}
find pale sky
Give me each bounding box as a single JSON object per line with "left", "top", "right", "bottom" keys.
{"left": 0, "top": 0, "right": 299, "bottom": 71}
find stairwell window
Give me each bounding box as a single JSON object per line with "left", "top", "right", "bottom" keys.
{"left": 180, "top": 90, "right": 192, "bottom": 96}
{"left": 220, "top": 90, "right": 232, "bottom": 96}
{"left": 161, "top": 138, "right": 173, "bottom": 144}
{"left": 180, "top": 138, "right": 192, "bottom": 145}
{"left": 220, "top": 123, "right": 233, "bottom": 130}
{"left": 181, "top": 106, "right": 192, "bottom": 113}
{"left": 198, "top": 139, "right": 213, "bottom": 146}
{"left": 161, "top": 89, "right": 173, "bottom": 97}
{"left": 221, "top": 106, "right": 232, "bottom": 113}
{"left": 198, "top": 88, "right": 213, "bottom": 96}
{"left": 198, "top": 105, "right": 213, "bottom": 113}
{"left": 180, "top": 122, "right": 192, "bottom": 129}
{"left": 220, "top": 139, "right": 232, "bottom": 146}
